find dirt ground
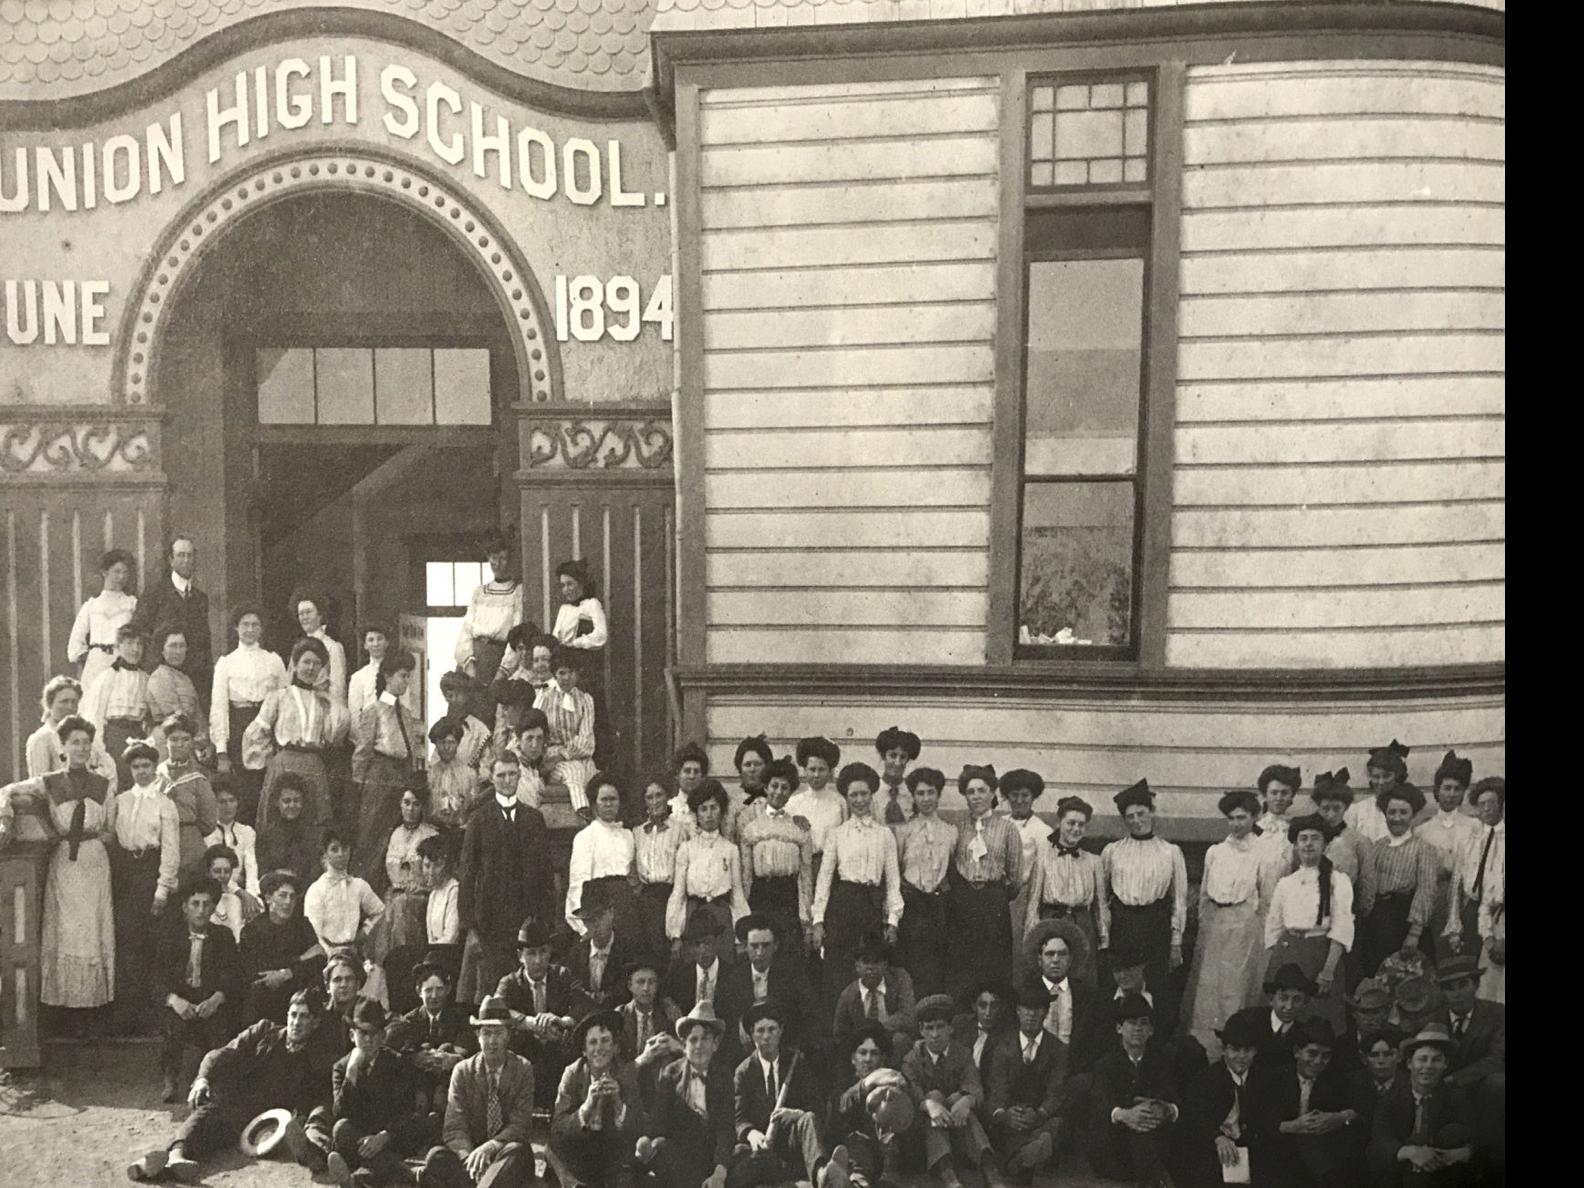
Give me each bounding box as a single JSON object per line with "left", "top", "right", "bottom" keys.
{"left": 0, "top": 1041, "right": 1115, "bottom": 1187}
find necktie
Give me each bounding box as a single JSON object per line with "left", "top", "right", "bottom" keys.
{"left": 637, "top": 1011, "right": 651, "bottom": 1047}
{"left": 396, "top": 702, "right": 414, "bottom": 769}
{"left": 590, "top": 950, "right": 605, "bottom": 995}
{"left": 1472, "top": 829, "right": 1495, "bottom": 899}
{"left": 531, "top": 980, "right": 547, "bottom": 1013}
{"left": 865, "top": 988, "right": 881, "bottom": 1020}
{"left": 187, "top": 933, "right": 205, "bottom": 986}
{"left": 765, "top": 1060, "right": 777, "bottom": 1104}
{"left": 485, "top": 1070, "right": 503, "bottom": 1137}
{"left": 1412, "top": 1096, "right": 1428, "bottom": 1141}
{"left": 1453, "top": 1015, "right": 1468, "bottom": 1039}
{"left": 1023, "top": 1037, "right": 1037, "bottom": 1065}
{"left": 700, "top": 968, "right": 714, "bottom": 1005}
{"left": 884, "top": 790, "right": 905, "bottom": 826}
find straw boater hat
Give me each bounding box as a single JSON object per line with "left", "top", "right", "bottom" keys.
{"left": 238, "top": 1108, "right": 295, "bottom": 1158}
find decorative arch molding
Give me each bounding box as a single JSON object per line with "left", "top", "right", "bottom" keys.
{"left": 113, "top": 144, "right": 560, "bottom": 410}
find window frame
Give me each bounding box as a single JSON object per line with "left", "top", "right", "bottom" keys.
{"left": 253, "top": 343, "right": 495, "bottom": 430}
{"left": 988, "top": 62, "right": 1184, "bottom": 671}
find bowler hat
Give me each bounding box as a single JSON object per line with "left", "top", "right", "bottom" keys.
{"left": 1013, "top": 981, "right": 1053, "bottom": 1012}
{"left": 1216, "top": 1008, "right": 1267, "bottom": 1050}
{"left": 1263, "top": 964, "right": 1318, "bottom": 997}
{"left": 1108, "top": 940, "right": 1149, "bottom": 971}
{"left": 515, "top": 919, "right": 552, "bottom": 949}
{"left": 1112, "top": 992, "right": 1154, "bottom": 1023}
{"left": 1434, "top": 955, "right": 1486, "bottom": 986}
{"left": 570, "top": 1009, "right": 623, "bottom": 1054}
{"left": 1289, "top": 1017, "right": 1336, "bottom": 1050}
{"left": 682, "top": 913, "right": 719, "bottom": 944}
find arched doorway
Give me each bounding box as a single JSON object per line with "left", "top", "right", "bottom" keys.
{"left": 154, "top": 182, "right": 523, "bottom": 724}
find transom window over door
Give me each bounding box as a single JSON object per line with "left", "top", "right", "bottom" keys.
{"left": 256, "top": 346, "right": 492, "bottom": 426}
{"left": 1014, "top": 72, "right": 1157, "bottom": 660}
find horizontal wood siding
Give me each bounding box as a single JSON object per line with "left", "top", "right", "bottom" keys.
{"left": 704, "top": 691, "right": 1506, "bottom": 842}
{"left": 698, "top": 77, "right": 999, "bottom": 665}
{"left": 1169, "top": 61, "right": 1505, "bottom": 669}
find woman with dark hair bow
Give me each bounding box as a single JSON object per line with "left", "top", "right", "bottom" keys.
{"left": 1023, "top": 794, "right": 1105, "bottom": 959}
{"left": 1099, "top": 779, "right": 1189, "bottom": 1001}
{"left": 1416, "top": 751, "right": 1479, "bottom": 952}
{"left": 1350, "top": 740, "right": 1426, "bottom": 843}
{"left": 946, "top": 764, "right": 1021, "bottom": 997}
{"left": 1184, "top": 790, "right": 1283, "bottom": 1048}
{"left": 1264, "top": 812, "right": 1354, "bottom": 1030}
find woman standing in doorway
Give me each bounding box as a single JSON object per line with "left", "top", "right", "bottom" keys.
{"left": 352, "top": 651, "right": 424, "bottom": 876}
{"left": 552, "top": 559, "right": 609, "bottom": 760}
{"left": 287, "top": 587, "right": 347, "bottom": 707}
{"left": 244, "top": 637, "right": 349, "bottom": 831}
{"left": 67, "top": 549, "right": 139, "bottom": 692}
{"left": 210, "top": 606, "right": 288, "bottom": 827}
{"left": 0, "top": 716, "right": 118, "bottom": 1034}
{"left": 455, "top": 533, "right": 525, "bottom": 686}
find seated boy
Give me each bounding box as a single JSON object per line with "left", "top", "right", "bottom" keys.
{"left": 1084, "top": 993, "right": 1180, "bottom": 1186}
{"left": 324, "top": 999, "right": 431, "bottom": 1188}
{"left": 386, "top": 958, "right": 477, "bottom": 1111}
{"left": 985, "top": 982, "right": 1068, "bottom": 1182}
{"left": 834, "top": 933, "right": 919, "bottom": 1067}
{"left": 901, "top": 994, "right": 1007, "bottom": 1188}
{"left": 153, "top": 874, "right": 242, "bottom": 1103}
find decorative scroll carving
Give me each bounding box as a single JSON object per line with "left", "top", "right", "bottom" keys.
{"left": 0, "top": 422, "right": 154, "bottom": 475}
{"left": 525, "top": 416, "right": 673, "bottom": 471}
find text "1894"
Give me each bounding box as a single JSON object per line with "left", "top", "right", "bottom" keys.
{"left": 553, "top": 275, "right": 673, "bottom": 343}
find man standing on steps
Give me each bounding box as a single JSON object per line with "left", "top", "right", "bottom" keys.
{"left": 131, "top": 534, "right": 214, "bottom": 708}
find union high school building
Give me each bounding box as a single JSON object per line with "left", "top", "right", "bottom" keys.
{"left": 1, "top": 0, "right": 1504, "bottom": 840}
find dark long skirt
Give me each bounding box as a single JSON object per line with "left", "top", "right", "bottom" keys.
{"left": 634, "top": 881, "right": 671, "bottom": 962}
{"left": 1108, "top": 896, "right": 1173, "bottom": 1001}
{"left": 353, "top": 754, "right": 411, "bottom": 878}
{"left": 823, "top": 880, "right": 884, "bottom": 1001}
{"left": 111, "top": 848, "right": 162, "bottom": 1024}
{"left": 473, "top": 637, "right": 508, "bottom": 687}
{"left": 748, "top": 874, "right": 804, "bottom": 966}
{"left": 226, "top": 703, "right": 266, "bottom": 826}
{"left": 1360, "top": 892, "right": 1417, "bottom": 977}
{"left": 946, "top": 871, "right": 1014, "bottom": 1000}
{"left": 896, "top": 884, "right": 949, "bottom": 997}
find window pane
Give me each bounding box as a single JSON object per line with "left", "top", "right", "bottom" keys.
{"left": 1019, "top": 482, "right": 1134, "bottom": 648}
{"left": 426, "top": 562, "right": 454, "bottom": 608}
{"left": 315, "top": 348, "right": 375, "bottom": 424}
{"left": 376, "top": 348, "right": 434, "bottom": 425}
{"left": 457, "top": 563, "right": 485, "bottom": 605}
{"left": 1024, "top": 256, "right": 1144, "bottom": 477}
{"left": 256, "top": 349, "right": 314, "bottom": 424}
{"left": 434, "top": 349, "right": 492, "bottom": 425}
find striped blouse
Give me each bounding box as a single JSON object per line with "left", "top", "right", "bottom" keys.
{"left": 240, "top": 685, "right": 349, "bottom": 768}
{"left": 1023, "top": 841, "right": 1106, "bottom": 934}
{"left": 952, "top": 812, "right": 1022, "bottom": 886}
{"left": 1100, "top": 835, "right": 1190, "bottom": 947}
{"left": 738, "top": 807, "right": 814, "bottom": 924}
{"left": 812, "top": 814, "right": 904, "bottom": 927}
{"left": 1358, "top": 833, "right": 1437, "bottom": 928}
{"left": 635, "top": 816, "right": 687, "bottom": 884}
{"left": 896, "top": 814, "right": 957, "bottom": 894}
{"left": 535, "top": 682, "right": 595, "bottom": 763}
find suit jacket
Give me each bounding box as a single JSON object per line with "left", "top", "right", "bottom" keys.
{"left": 1172, "top": 1062, "right": 1253, "bottom": 1188}
{"left": 733, "top": 1046, "right": 822, "bottom": 1139}
{"left": 458, "top": 800, "right": 554, "bottom": 948}
{"left": 954, "top": 1012, "right": 1012, "bottom": 1086}
{"left": 152, "top": 922, "right": 241, "bottom": 1006}
{"left": 901, "top": 1039, "right": 983, "bottom": 1110}
{"left": 387, "top": 1003, "right": 477, "bottom": 1057}
{"left": 1436, "top": 1000, "right": 1505, "bottom": 1088}
{"left": 131, "top": 573, "right": 213, "bottom": 691}
{"left": 443, "top": 1052, "right": 536, "bottom": 1153}
{"left": 1366, "top": 1078, "right": 1474, "bottom": 1170}
{"left": 720, "top": 958, "right": 812, "bottom": 1048}
{"left": 1251, "top": 1014, "right": 1301, "bottom": 1074}
{"left": 332, "top": 1048, "right": 427, "bottom": 1133}
{"left": 1247, "top": 1062, "right": 1354, "bottom": 1183}
{"left": 496, "top": 965, "right": 578, "bottom": 1024}
{"left": 833, "top": 969, "right": 918, "bottom": 1045}
{"left": 550, "top": 1056, "right": 646, "bottom": 1179}
{"left": 565, "top": 934, "right": 638, "bottom": 1014}
{"left": 649, "top": 1055, "right": 737, "bottom": 1174}
{"left": 1086, "top": 1043, "right": 1180, "bottom": 1142}
{"left": 616, "top": 998, "right": 682, "bottom": 1061}
{"left": 196, "top": 1019, "right": 337, "bottom": 1115}
{"left": 985, "top": 1029, "right": 1067, "bottom": 1122}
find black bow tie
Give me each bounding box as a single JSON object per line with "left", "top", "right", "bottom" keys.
{"left": 1054, "top": 844, "right": 1082, "bottom": 858}
{"left": 291, "top": 678, "right": 316, "bottom": 691}
{"left": 112, "top": 658, "right": 137, "bottom": 671}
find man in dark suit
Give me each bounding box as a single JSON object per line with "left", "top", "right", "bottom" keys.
{"left": 458, "top": 752, "right": 555, "bottom": 997}
{"left": 1083, "top": 994, "right": 1179, "bottom": 1188}
{"left": 322, "top": 999, "right": 430, "bottom": 1187}
{"left": 952, "top": 979, "right": 1014, "bottom": 1087}
{"left": 420, "top": 995, "right": 538, "bottom": 1188}
{"left": 720, "top": 914, "right": 812, "bottom": 1053}
{"left": 832, "top": 933, "right": 919, "bottom": 1067}
{"left": 664, "top": 913, "right": 741, "bottom": 1063}
{"left": 386, "top": 959, "right": 477, "bottom": 1110}
{"left": 1432, "top": 954, "right": 1504, "bottom": 1175}
{"left": 639, "top": 1002, "right": 739, "bottom": 1188}
{"left": 729, "top": 1001, "right": 843, "bottom": 1187}
{"left": 565, "top": 887, "right": 637, "bottom": 1015}
{"left": 1171, "top": 1009, "right": 1262, "bottom": 1188}
{"left": 495, "top": 919, "right": 577, "bottom": 1109}
{"left": 1026, "top": 920, "right": 1099, "bottom": 1070}
{"left": 152, "top": 875, "right": 243, "bottom": 1103}
{"left": 1253, "top": 963, "right": 1316, "bottom": 1073}
{"left": 985, "top": 982, "right": 1068, "bottom": 1182}
{"left": 901, "top": 994, "right": 1005, "bottom": 1188}
{"left": 1247, "top": 1018, "right": 1360, "bottom": 1187}
{"left": 129, "top": 534, "right": 215, "bottom": 705}
{"left": 617, "top": 958, "right": 683, "bottom": 1061}
{"left": 1365, "top": 1025, "right": 1476, "bottom": 1187}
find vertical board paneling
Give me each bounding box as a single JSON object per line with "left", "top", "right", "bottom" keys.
{"left": 698, "top": 78, "right": 1000, "bottom": 666}
{"left": 1170, "top": 61, "right": 1505, "bottom": 669}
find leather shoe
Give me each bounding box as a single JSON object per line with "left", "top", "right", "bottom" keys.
{"left": 327, "top": 1151, "right": 353, "bottom": 1184}
{"left": 125, "top": 1149, "right": 166, "bottom": 1182}
{"left": 819, "top": 1144, "right": 851, "bottom": 1188}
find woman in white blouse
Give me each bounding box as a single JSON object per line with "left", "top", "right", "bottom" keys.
{"left": 552, "top": 559, "right": 610, "bottom": 759}
{"left": 1264, "top": 812, "right": 1354, "bottom": 1030}
{"left": 67, "top": 549, "right": 138, "bottom": 691}
{"left": 27, "top": 675, "right": 119, "bottom": 790}
{"left": 242, "top": 637, "right": 350, "bottom": 830}
{"left": 455, "top": 535, "right": 525, "bottom": 684}
{"left": 209, "top": 606, "right": 287, "bottom": 826}
{"left": 288, "top": 587, "right": 347, "bottom": 707}
{"left": 366, "top": 788, "right": 439, "bottom": 966}
{"left": 1183, "top": 790, "right": 1284, "bottom": 1050}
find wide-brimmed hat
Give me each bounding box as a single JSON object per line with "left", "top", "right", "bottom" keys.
{"left": 1024, "top": 918, "right": 1090, "bottom": 976}
{"left": 1345, "top": 978, "right": 1392, "bottom": 1011}
{"left": 1400, "top": 1023, "right": 1457, "bottom": 1059}
{"left": 238, "top": 1108, "right": 295, "bottom": 1157}
{"left": 675, "top": 1000, "right": 726, "bottom": 1039}
{"left": 1434, "top": 955, "right": 1486, "bottom": 986}
{"left": 1013, "top": 981, "right": 1052, "bottom": 1012}
{"left": 571, "top": 1009, "right": 623, "bottom": 1054}
{"left": 470, "top": 994, "right": 512, "bottom": 1028}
